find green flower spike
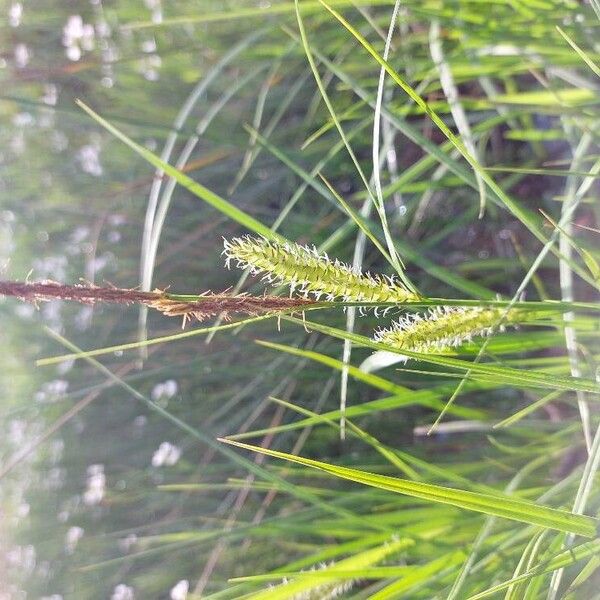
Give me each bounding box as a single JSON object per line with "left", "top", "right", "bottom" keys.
{"left": 374, "top": 305, "right": 527, "bottom": 356}
{"left": 223, "top": 236, "right": 419, "bottom": 304}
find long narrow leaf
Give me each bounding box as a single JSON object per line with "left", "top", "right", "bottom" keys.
{"left": 76, "top": 100, "right": 279, "bottom": 241}
{"left": 220, "top": 439, "right": 598, "bottom": 537}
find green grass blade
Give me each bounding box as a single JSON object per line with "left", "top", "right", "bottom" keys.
{"left": 283, "top": 316, "right": 600, "bottom": 395}
{"left": 256, "top": 340, "right": 410, "bottom": 395}
{"left": 316, "top": 0, "right": 565, "bottom": 249}
{"left": 370, "top": 551, "right": 466, "bottom": 599}
{"left": 220, "top": 439, "right": 598, "bottom": 537}
{"left": 36, "top": 315, "right": 277, "bottom": 366}
{"left": 122, "top": 1, "right": 398, "bottom": 29}
{"left": 75, "top": 100, "right": 279, "bottom": 241}
{"left": 227, "top": 381, "right": 487, "bottom": 441}
{"left": 465, "top": 539, "right": 600, "bottom": 599}
{"left": 494, "top": 391, "right": 564, "bottom": 429}
{"left": 243, "top": 537, "right": 412, "bottom": 599}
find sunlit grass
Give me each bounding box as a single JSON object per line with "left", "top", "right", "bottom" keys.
{"left": 2, "top": 1, "right": 599, "bottom": 598}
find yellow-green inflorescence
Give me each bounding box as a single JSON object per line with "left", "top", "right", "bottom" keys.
{"left": 223, "top": 236, "right": 419, "bottom": 304}
{"left": 374, "top": 305, "right": 527, "bottom": 355}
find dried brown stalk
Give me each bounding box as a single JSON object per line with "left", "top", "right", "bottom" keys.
{"left": 146, "top": 293, "right": 315, "bottom": 324}
{"left": 0, "top": 280, "right": 315, "bottom": 324}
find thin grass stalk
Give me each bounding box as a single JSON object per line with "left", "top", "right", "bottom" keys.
{"left": 137, "top": 29, "right": 267, "bottom": 356}
{"left": 429, "top": 19, "right": 486, "bottom": 216}
{"left": 337, "top": 0, "right": 404, "bottom": 442}
{"left": 0, "top": 280, "right": 315, "bottom": 324}
{"left": 558, "top": 131, "right": 594, "bottom": 453}
{"left": 294, "top": 0, "right": 417, "bottom": 293}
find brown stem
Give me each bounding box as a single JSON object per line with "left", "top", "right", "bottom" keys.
{"left": 0, "top": 280, "right": 160, "bottom": 304}
{"left": 1, "top": 280, "right": 316, "bottom": 324}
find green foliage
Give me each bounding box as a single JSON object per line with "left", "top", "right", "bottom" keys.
{"left": 2, "top": 1, "right": 599, "bottom": 599}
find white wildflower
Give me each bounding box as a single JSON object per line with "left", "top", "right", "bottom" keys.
{"left": 151, "top": 442, "right": 181, "bottom": 467}
{"left": 9, "top": 3, "right": 23, "bottom": 27}
{"left": 111, "top": 584, "right": 134, "bottom": 600}
{"left": 65, "top": 526, "right": 84, "bottom": 554}
{"left": 151, "top": 379, "right": 178, "bottom": 402}
{"left": 83, "top": 464, "right": 106, "bottom": 506}
{"left": 170, "top": 580, "right": 189, "bottom": 600}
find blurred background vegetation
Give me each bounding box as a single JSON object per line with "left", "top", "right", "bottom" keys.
{"left": 1, "top": 1, "right": 598, "bottom": 598}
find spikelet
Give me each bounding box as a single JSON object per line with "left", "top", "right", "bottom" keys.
{"left": 272, "top": 536, "right": 405, "bottom": 599}
{"left": 279, "top": 561, "right": 355, "bottom": 600}
{"left": 223, "top": 236, "right": 418, "bottom": 304}
{"left": 147, "top": 291, "right": 314, "bottom": 325}
{"left": 373, "top": 306, "right": 526, "bottom": 355}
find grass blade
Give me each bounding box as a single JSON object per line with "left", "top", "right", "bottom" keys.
{"left": 220, "top": 439, "right": 598, "bottom": 537}
{"left": 75, "top": 100, "right": 279, "bottom": 241}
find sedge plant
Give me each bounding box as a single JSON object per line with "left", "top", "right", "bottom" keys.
{"left": 2, "top": 2, "right": 600, "bottom": 600}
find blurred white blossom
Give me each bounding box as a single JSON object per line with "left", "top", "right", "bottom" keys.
{"left": 111, "top": 584, "right": 134, "bottom": 600}
{"left": 77, "top": 144, "right": 103, "bottom": 176}
{"left": 89, "top": 251, "right": 114, "bottom": 274}
{"left": 141, "top": 37, "right": 157, "bottom": 53}
{"left": 32, "top": 255, "right": 68, "bottom": 280}
{"left": 119, "top": 533, "right": 138, "bottom": 553}
{"left": 75, "top": 305, "right": 94, "bottom": 331}
{"left": 56, "top": 358, "right": 75, "bottom": 375}
{"left": 42, "top": 83, "right": 58, "bottom": 106}
{"left": 50, "top": 130, "right": 69, "bottom": 152}
{"left": 144, "top": 0, "right": 162, "bottom": 24}
{"left": 9, "top": 3, "right": 23, "bottom": 27}
{"left": 151, "top": 379, "right": 178, "bottom": 402}
{"left": 14, "top": 43, "right": 29, "bottom": 67}
{"left": 96, "top": 19, "right": 111, "bottom": 38}
{"left": 133, "top": 415, "right": 147, "bottom": 429}
{"left": 62, "top": 15, "right": 95, "bottom": 62}
{"left": 151, "top": 442, "right": 181, "bottom": 467}
{"left": 83, "top": 464, "right": 106, "bottom": 506}
{"left": 41, "top": 301, "right": 63, "bottom": 332}
{"left": 8, "top": 419, "right": 27, "bottom": 445}
{"left": 13, "top": 112, "right": 34, "bottom": 127}
{"left": 70, "top": 225, "right": 90, "bottom": 244}
{"left": 44, "top": 467, "right": 66, "bottom": 491}
{"left": 6, "top": 545, "right": 36, "bottom": 574}
{"left": 140, "top": 53, "right": 161, "bottom": 81}
{"left": 170, "top": 580, "right": 189, "bottom": 600}
{"left": 58, "top": 495, "right": 81, "bottom": 523}
{"left": 65, "top": 526, "right": 84, "bottom": 554}
{"left": 35, "top": 379, "right": 69, "bottom": 403}
{"left": 108, "top": 214, "right": 126, "bottom": 227}
{"left": 107, "top": 230, "right": 121, "bottom": 243}
{"left": 16, "top": 502, "right": 30, "bottom": 519}
{"left": 50, "top": 439, "right": 65, "bottom": 464}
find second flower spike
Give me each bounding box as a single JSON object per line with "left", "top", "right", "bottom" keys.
{"left": 373, "top": 306, "right": 529, "bottom": 356}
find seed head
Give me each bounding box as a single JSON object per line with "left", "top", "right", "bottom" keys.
{"left": 223, "top": 236, "right": 418, "bottom": 304}
{"left": 374, "top": 306, "right": 526, "bottom": 355}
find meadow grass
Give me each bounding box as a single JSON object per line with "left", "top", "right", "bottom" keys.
{"left": 1, "top": 1, "right": 599, "bottom": 598}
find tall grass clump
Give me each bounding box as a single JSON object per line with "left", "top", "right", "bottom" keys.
{"left": 2, "top": 1, "right": 599, "bottom": 599}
